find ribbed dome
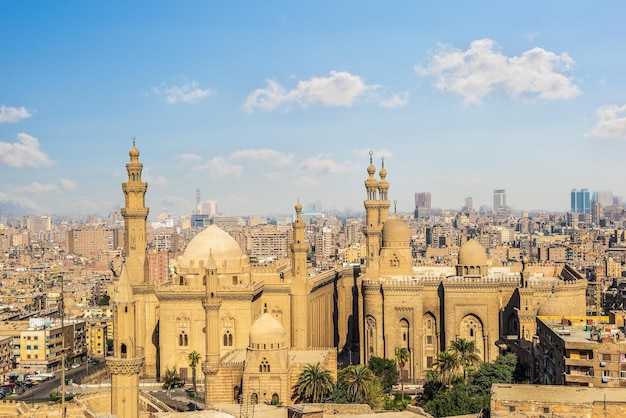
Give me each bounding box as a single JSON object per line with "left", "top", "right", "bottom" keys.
{"left": 458, "top": 239, "right": 487, "bottom": 266}
{"left": 182, "top": 225, "right": 244, "bottom": 268}
{"left": 249, "top": 312, "right": 286, "bottom": 349}
{"left": 382, "top": 216, "right": 410, "bottom": 245}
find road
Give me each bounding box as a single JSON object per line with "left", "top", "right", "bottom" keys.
{"left": 13, "top": 363, "right": 91, "bottom": 404}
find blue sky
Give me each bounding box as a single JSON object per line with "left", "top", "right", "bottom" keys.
{"left": 1, "top": 1, "right": 626, "bottom": 218}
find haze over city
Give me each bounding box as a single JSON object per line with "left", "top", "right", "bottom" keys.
{"left": 1, "top": 1, "right": 625, "bottom": 218}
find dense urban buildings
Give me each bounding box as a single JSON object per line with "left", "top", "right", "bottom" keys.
{"left": 1, "top": 144, "right": 626, "bottom": 415}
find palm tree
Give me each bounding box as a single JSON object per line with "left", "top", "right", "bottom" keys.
{"left": 187, "top": 350, "right": 201, "bottom": 396}
{"left": 338, "top": 364, "right": 377, "bottom": 403}
{"left": 292, "top": 363, "right": 335, "bottom": 403}
{"left": 433, "top": 351, "right": 458, "bottom": 387}
{"left": 450, "top": 338, "right": 481, "bottom": 383}
{"left": 395, "top": 347, "right": 410, "bottom": 399}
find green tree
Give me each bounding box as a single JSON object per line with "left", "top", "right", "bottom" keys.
{"left": 98, "top": 294, "right": 110, "bottom": 306}
{"left": 468, "top": 353, "right": 517, "bottom": 397}
{"left": 187, "top": 350, "right": 201, "bottom": 396}
{"left": 432, "top": 351, "right": 458, "bottom": 387}
{"left": 449, "top": 338, "right": 481, "bottom": 383}
{"left": 423, "top": 383, "right": 487, "bottom": 418}
{"left": 368, "top": 356, "right": 398, "bottom": 392}
{"left": 394, "top": 347, "right": 410, "bottom": 400}
{"left": 161, "top": 366, "right": 181, "bottom": 389}
{"left": 338, "top": 364, "right": 377, "bottom": 404}
{"left": 292, "top": 363, "right": 335, "bottom": 403}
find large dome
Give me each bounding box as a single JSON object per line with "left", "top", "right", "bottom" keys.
{"left": 181, "top": 225, "right": 244, "bottom": 268}
{"left": 382, "top": 216, "right": 410, "bottom": 246}
{"left": 458, "top": 239, "right": 487, "bottom": 266}
{"left": 249, "top": 312, "right": 287, "bottom": 349}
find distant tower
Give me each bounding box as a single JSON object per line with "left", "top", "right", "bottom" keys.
{"left": 414, "top": 192, "right": 431, "bottom": 218}
{"left": 121, "top": 139, "right": 149, "bottom": 284}
{"left": 493, "top": 189, "right": 506, "bottom": 215}
{"left": 106, "top": 266, "right": 144, "bottom": 418}
{"left": 464, "top": 197, "right": 473, "bottom": 213}
{"left": 571, "top": 188, "right": 590, "bottom": 214}
{"left": 196, "top": 188, "right": 201, "bottom": 214}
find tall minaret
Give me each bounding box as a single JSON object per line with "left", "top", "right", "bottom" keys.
{"left": 377, "top": 157, "right": 390, "bottom": 226}
{"left": 290, "top": 201, "right": 309, "bottom": 349}
{"left": 121, "top": 138, "right": 149, "bottom": 284}
{"left": 363, "top": 152, "right": 382, "bottom": 278}
{"left": 202, "top": 252, "right": 222, "bottom": 403}
{"left": 106, "top": 266, "right": 144, "bottom": 418}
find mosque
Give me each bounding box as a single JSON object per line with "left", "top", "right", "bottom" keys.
{"left": 106, "top": 143, "right": 587, "bottom": 415}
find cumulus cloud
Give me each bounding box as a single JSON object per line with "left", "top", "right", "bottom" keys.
{"left": 379, "top": 92, "right": 409, "bottom": 108}
{"left": 194, "top": 157, "right": 243, "bottom": 178}
{"left": 243, "top": 71, "right": 379, "bottom": 112}
{"left": 0, "top": 192, "right": 41, "bottom": 213}
{"left": 416, "top": 38, "right": 580, "bottom": 104}
{"left": 18, "top": 178, "right": 76, "bottom": 194}
{"left": 143, "top": 168, "right": 168, "bottom": 186}
{"left": 180, "top": 153, "right": 203, "bottom": 162}
{"left": 152, "top": 80, "right": 213, "bottom": 104}
{"left": 0, "top": 133, "right": 52, "bottom": 167}
{"left": 0, "top": 105, "right": 32, "bottom": 123}
{"left": 264, "top": 172, "right": 284, "bottom": 181}
{"left": 586, "top": 104, "right": 626, "bottom": 139}
{"left": 293, "top": 176, "right": 318, "bottom": 188}
{"left": 298, "top": 155, "right": 356, "bottom": 175}
{"left": 230, "top": 148, "right": 294, "bottom": 167}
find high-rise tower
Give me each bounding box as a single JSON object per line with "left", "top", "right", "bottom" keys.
{"left": 571, "top": 188, "right": 591, "bottom": 214}
{"left": 493, "top": 189, "right": 506, "bottom": 215}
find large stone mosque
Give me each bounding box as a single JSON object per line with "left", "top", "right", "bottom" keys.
{"left": 105, "top": 143, "right": 587, "bottom": 415}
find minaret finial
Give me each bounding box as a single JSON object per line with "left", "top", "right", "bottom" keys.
{"left": 393, "top": 200, "right": 397, "bottom": 214}
{"left": 381, "top": 156, "right": 385, "bottom": 168}
{"left": 369, "top": 150, "right": 373, "bottom": 164}
{"left": 132, "top": 137, "right": 136, "bottom": 147}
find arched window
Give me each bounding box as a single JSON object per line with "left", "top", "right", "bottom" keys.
{"left": 223, "top": 331, "right": 233, "bottom": 347}
{"left": 399, "top": 319, "right": 410, "bottom": 348}
{"left": 250, "top": 393, "right": 258, "bottom": 404}
{"left": 260, "top": 358, "right": 270, "bottom": 373}
{"left": 271, "top": 393, "right": 279, "bottom": 405}
{"left": 179, "top": 331, "right": 188, "bottom": 347}
{"left": 234, "top": 386, "right": 241, "bottom": 402}
{"left": 121, "top": 343, "right": 127, "bottom": 359}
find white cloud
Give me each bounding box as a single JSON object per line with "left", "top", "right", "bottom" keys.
{"left": 152, "top": 80, "right": 213, "bottom": 104}
{"left": 586, "top": 104, "right": 626, "bottom": 139}
{"left": 379, "top": 92, "right": 409, "bottom": 108}
{"left": 0, "top": 192, "right": 41, "bottom": 212}
{"left": 143, "top": 168, "right": 168, "bottom": 186}
{"left": 264, "top": 172, "right": 284, "bottom": 181}
{"left": 293, "top": 176, "right": 318, "bottom": 188}
{"left": 298, "top": 155, "right": 355, "bottom": 175}
{"left": 0, "top": 106, "right": 32, "bottom": 123}
{"left": 0, "top": 133, "right": 52, "bottom": 167}
{"left": 180, "top": 153, "right": 203, "bottom": 162}
{"left": 194, "top": 157, "right": 243, "bottom": 178}
{"left": 243, "top": 71, "right": 378, "bottom": 112}
{"left": 416, "top": 38, "right": 580, "bottom": 104}
{"left": 230, "top": 148, "right": 294, "bottom": 167}
{"left": 59, "top": 178, "right": 77, "bottom": 191}
{"left": 17, "top": 178, "right": 77, "bottom": 194}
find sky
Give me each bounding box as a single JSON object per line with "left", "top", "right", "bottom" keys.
{"left": 1, "top": 1, "right": 626, "bottom": 219}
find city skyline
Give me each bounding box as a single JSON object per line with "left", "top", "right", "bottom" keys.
{"left": 1, "top": 1, "right": 626, "bottom": 218}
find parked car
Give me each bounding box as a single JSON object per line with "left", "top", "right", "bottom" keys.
{"left": 71, "top": 363, "right": 80, "bottom": 369}
{"left": 171, "top": 381, "right": 185, "bottom": 388}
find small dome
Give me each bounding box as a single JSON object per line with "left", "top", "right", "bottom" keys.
{"left": 458, "top": 239, "right": 487, "bottom": 266}
{"left": 382, "top": 216, "right": 410, "bottom": 245}
{"left": 129, "top": 146, "right": 140, "bottom": 159}
{"left": 182, "top": 225, "right": 244, "bottom": 268}
{"left": 249, "top": 312, "right": 286, "bottom": 349}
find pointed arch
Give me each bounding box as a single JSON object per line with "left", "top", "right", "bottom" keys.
{"left": 459, "top": 314, "right": 485, "bottom": 362}
{"left": 423, "top": 312, "right": 437, "bottom": 369}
